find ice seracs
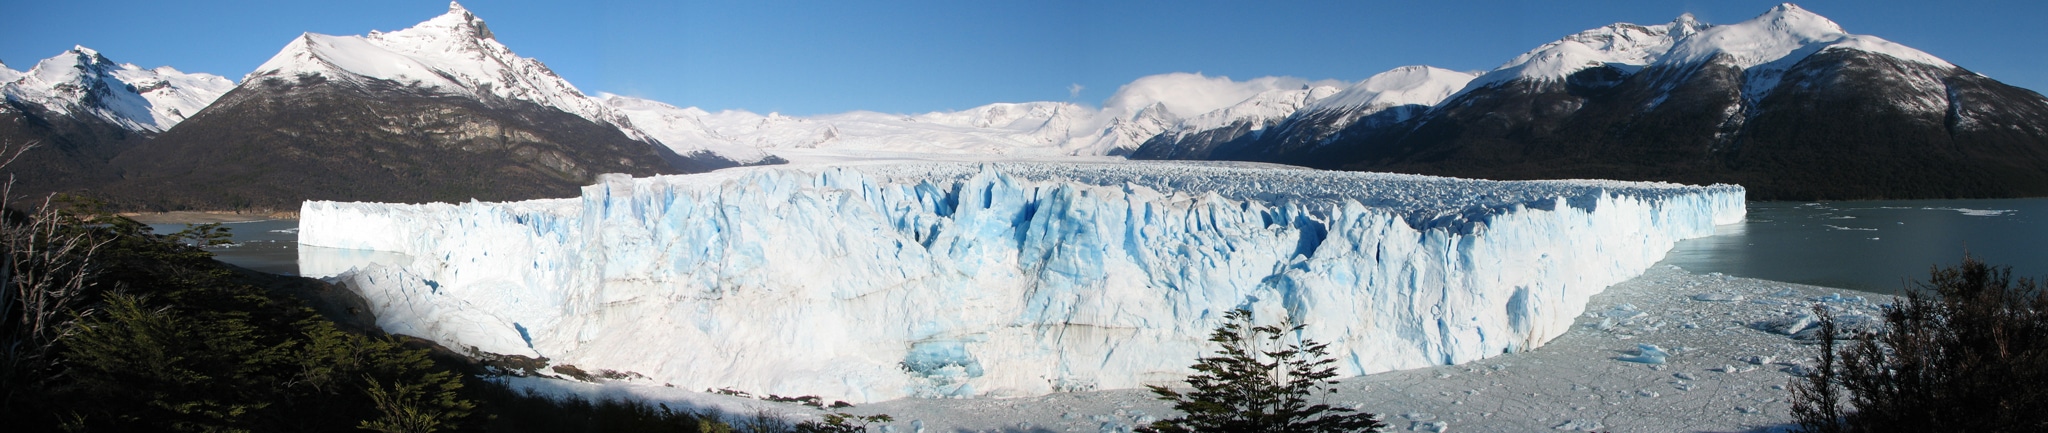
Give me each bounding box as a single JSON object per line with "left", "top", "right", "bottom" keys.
{"left": 301, "top": 162, "right": 1743, "bottom": 402}
{"left": 1, "top": 46, "right": 234, "bottom": 132}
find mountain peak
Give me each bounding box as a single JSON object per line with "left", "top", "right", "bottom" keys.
{"left": 63, "top": 45, "right": 114, "bottom": 68}
{"left": 428, "top": 1, "right": 495, "bottom": 41}
{"left": 1755, "top": 3, "right": 1844, "bottom": 36}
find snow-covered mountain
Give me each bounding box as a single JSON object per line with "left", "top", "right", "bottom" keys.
{"left": 246, "top": 2, "right": 641, "bottom": 139}
{"left": 102, "top": 2, "right": 692, "bottom": 210}
{"left": 1123, "top": 85, "right": 1341, "bottom": 159}
{"left": 1137, "top": 3, "right": 2048, "bottom": 200}
{"left": 1, "top": 46, "right": 234, "bottom": 132}
{"left": 599, "top": 72, "right": 1351, "bottom": 163}
{"left": 1130, "top": 66, "right": 1475, "bottom": 161}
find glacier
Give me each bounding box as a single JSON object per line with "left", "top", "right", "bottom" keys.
{"left": 299, "top": 161, "right": 1743, "bottom": 402}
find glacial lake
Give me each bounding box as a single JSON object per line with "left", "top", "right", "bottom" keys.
{"left": 161, "top": 198, "right": 2048, "bottom": 296}
{"left": 1658, "top": 199, "right": 2047, "bottom": 295}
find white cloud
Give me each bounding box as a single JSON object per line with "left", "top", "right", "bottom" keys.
{"left": 1068, "top": 83, "right": 1084, "bottom": 99}
{"left": 1100, "top": 72, "right": 1347, "bottom": 118}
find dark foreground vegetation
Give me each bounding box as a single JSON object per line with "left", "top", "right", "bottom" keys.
{"left": 1791, "top": 256, "right": 2048, "bottom": 432}
{"left": 0, "top": 142, "right": 868, "bottom": 432}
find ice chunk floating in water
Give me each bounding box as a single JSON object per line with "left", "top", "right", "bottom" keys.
{"left": 299, "top": 161, "right": 1744, "bottom": 402}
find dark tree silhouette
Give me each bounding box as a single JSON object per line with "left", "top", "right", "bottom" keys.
{"left": 1791, "top": 256, "right": 2048, "bottom": 432}
{"left": 1139, "top": 309, "right": 1387, "bottom": 433}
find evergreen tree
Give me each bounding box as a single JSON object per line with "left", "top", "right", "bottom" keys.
{"left": 1139, "top": 309, "right": 1387, "bottom": 433}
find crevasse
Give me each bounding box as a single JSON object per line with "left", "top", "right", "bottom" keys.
{"left": 299, "top": 162, "right": 1744, "bottom": 403}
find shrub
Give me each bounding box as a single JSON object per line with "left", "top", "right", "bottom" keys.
{"left": 1791, "top": 256, "right": 2048, "bottom": 432}
{"left": 1139, "top": 309, "right": 1387, "bottom": 433}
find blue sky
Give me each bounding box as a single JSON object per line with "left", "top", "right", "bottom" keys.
{"left": 4, "top": 0, "right": 2041, "bottom": 115}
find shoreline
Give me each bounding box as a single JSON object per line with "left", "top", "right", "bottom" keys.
{"left": 123, "top": 210, "right": 299, "bottom": 224}
{"left": 498, "top": 265, "right": 1879, "bottom": 433}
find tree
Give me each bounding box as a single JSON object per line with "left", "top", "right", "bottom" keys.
{"left": 1139, "top": 309, "right": 1387, "bottom": 433}
{"left": 1790, "top": 256, "right": 2048, "bottom": 432}
{"left": 1790, "top": 305, "right": 1846, "bottom": 433}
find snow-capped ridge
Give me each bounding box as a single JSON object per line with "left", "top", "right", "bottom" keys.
{"left": 1310, "top": 66, "right": 1478, "bottom": 113}
{"left": 1660, "top": 3, "right": 1950, "bottom": 71}
{"left": 599, "top": 93, "right": 779, "bottom": 164}
{"left": 1, "top": 46, "right": 234, "bottom": 132}
{"left": 1167, "top": 85, "right": 1341, "bottom": 136}
{"left": 1473, "top": 14, "right": 1707, "bottom": 87}
{"left": 1469, "top": 3, "right": 1951, "bottom": 93}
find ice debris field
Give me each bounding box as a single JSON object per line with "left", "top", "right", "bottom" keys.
{"left": 299, "top": 161, "right": 1744, "bottom": 402}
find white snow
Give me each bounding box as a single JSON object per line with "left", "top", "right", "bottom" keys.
{"left": 1, "top": 46, "right": 234, "bottom": 132}
{"left": 301, "top": 161, "right": 1742, "bottom": 403}
{"left": 0, "top": 61, "right": 21, "bottom": 84}
{"left": 1309, "top": 66, "right": 1478, "bottom": 113}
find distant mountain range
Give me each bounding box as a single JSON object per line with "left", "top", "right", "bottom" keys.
{"left": 4, "top": 2, "right": 2044, "bottom": 209}
{"left": 1129, "top": 4, "right": 2048, "bottom": 200}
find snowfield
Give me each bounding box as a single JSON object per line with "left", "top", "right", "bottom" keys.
{"left": 300, "top": 161, "right": 1743, "bottom": 402}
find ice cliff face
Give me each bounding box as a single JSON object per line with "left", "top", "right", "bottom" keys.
{"left": 301, "top": 162, "right": 1743, "bottom": 402}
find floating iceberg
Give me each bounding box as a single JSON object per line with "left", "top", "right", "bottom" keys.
{"left": 299, "top": 161, "right": 1743, "bottom": 402}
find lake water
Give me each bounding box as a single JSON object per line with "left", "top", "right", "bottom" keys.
{"left": 1658, "top": 199, "right": 2048, "bottom": 295}
{"left": 148, "top": 219, "right": 304, "bottom": 275}
{"left": 161, "top": 198, "right": 2047, "bottom": 296}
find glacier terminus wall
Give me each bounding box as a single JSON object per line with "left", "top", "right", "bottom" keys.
{"left": 298, "top": 161, "right": 1744, "bottom": 402}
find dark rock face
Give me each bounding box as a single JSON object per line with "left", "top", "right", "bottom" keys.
{"left": 1126, "top": 118, "right": 1267, "bottom": 161}
{"left": 0, "top": 101, "right": 147, "bottom": 202}
{"left": 1144, "top": 50, "right": 2048, "bottom": 200}
{"left": 100, "top": 75, "right": 691, "bottom": 211}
